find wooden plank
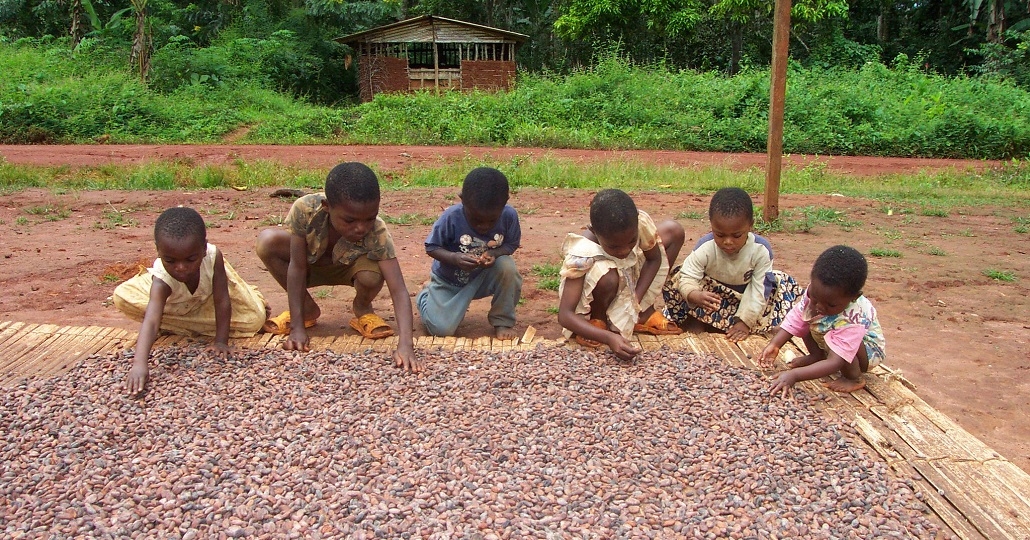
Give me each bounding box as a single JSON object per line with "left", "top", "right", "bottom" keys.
{"left": 886, "top": 459, "right": 988, "bottom": 540}
{"left": 983, "top": 460, "right": 1030, "bottom": 509}
{"left": 4, "top": 330, "right": 89, "bottom": 377}
{"left": 910, "top": 458, "right": 1019, "bottom": 540}
{"left": 878, "top": 401, "right": 998, "bottom": 463}
{"left": 0, "top": 326, "right": 57, "bottom": 372}
{"left": 944, "top": 460, "right": 1030, "bottom": 537}
{"left": 870, "top": 403, "right": 991, "bottom": 462}
{"left": 0, "top": 321, "right": 29, "bottom": 348}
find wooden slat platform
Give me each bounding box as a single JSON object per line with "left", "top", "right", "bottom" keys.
{"left": 1, "top": 320, "right": 1029, "bottom": 539}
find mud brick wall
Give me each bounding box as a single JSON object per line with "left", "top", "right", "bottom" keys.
{"left": 358, "top": 56, "right": 409, "bottom": 102}
{"left": 460, "top": 60, "right": 516, "bottom": 91}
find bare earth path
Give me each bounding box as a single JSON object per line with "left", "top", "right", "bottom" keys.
{"left": 2, "top": 144, "right": 1027, "bottom": 473}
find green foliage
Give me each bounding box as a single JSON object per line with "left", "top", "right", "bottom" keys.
{"left": 983, "top": 268, "right": 1017, "bottom": 282}
{"left": 536, "top": 277, "right": 560, "bottom": 291}
{"left": 531, "top": 263, "right": 561, "bottom": 278}
{"left": 869, "top": 248, "right": 902, "bottom": 258}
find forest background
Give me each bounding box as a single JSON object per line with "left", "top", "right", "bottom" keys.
{"left": 2, "top": 0, "right": 1030, "bottom": 160}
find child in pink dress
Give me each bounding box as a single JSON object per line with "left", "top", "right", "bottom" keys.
{"left": 757, "top": 245, "right": 886, "bottom": 395}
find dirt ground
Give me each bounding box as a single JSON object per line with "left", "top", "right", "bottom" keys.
{"left": 2, "top": 144, "right": 1028, "bottom": 474}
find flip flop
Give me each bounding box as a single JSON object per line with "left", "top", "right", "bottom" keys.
{"left": 573, "top": 319, "right": 608, "bottom": 348}
{"left": 349, "top": 313, "right": 395, "bottom": 339}
{"left": 261, "top": 310, "right": 317, "bottom": 335}
{"left": 633, "top": 311, "right": 683, "bottom": 336}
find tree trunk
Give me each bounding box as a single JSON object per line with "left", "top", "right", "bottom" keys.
{"left": 876, "top": 6, "right": 888, "bottom": 42}
{"left": 987, "top": 0, "right": 1005, "bottom": 43}
{"left": 69, "top": 0, "right": 83, "bottom": 47}
{"left": 729, "top": 21, "right": 742, "bottom": 76}
{"left": 130, "top": 0, "right": 151, "bottom": 83}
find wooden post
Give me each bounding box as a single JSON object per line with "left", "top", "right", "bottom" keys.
{"left": 432, "top": 21, "right": 440, "bottom": 94}
{"left": 764, "top": 0, "right": 791, "bottom": 223}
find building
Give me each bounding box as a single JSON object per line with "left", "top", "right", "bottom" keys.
{"left": 337, "top": 15, "right": 528, "bottom": 102}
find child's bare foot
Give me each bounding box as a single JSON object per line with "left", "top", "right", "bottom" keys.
{"left": 789, "top": 354, "right": 820, "bottom": 368}
{"left": 825, "top": 376, "right": 866, "bottom": 393}
{"left": 494, "top": 326, "right": 517, "bottom": 340}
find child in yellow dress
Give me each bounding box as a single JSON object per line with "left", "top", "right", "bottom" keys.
{"left": 557, "top": 189, "right": 685, "bottom": 361}
{"left": 113, "top": 206, "right": 268, "bottom": 395}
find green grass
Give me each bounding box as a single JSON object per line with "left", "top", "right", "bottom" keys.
{"left": 537, "top": 277, "right": 561, "bottom": 291}
{"left": 531, "top": 263, "right": 561, "bottom": 278}
{"left": 382, "top": 213, "right": 436, "bottom": 226}
{"left": 928, "top": 246, "right": 947, "bottom": 256}
{"left": 676, "top": 210, "right": 706, "bottom": 220}
{"left": 1, "top": 156, "right": 1029, "bottom": 212}
{"left": 920, "top": 208, "right": 949, "bottom": 217}
{"left": 24, "top": 204, "right": 71, "bottom": 221}
{"left": 546, "top": 306, "right": 560, "bottom": 314}
{"left": 1014, "top": 216, "right": 1030, "bottom": 233}
{"left": 870, "top": 248, "right": 902, "bottom": 258}
{"left": 983, "top": 268, "right": 1017, "bottom": 282}
{"left": 95, "top": 206, "right": 140, "bottom": 229}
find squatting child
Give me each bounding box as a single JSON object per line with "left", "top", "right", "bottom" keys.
{"left": 416, "top": 167, "right": 523, "bottom": 340}
{"left": 558, "top": 189, "right": 685, "bottom": 361}
{"left": 662, "top": 187, "right": 803, "bottom": 341}
{"left": 113, "top": 206, "right": 268, "bottom": 395}
{"left": 756, "top": 245, "right": 886, "bottom": 395}
{"left": 255, "top": 162, "right": 421, "bottom": 372}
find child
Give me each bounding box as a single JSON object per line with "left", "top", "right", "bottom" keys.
{"left": 558, "top": 189, "right": 685, "bottom": 361}
{"left": 112, "top": 206, "right": 268, "bottom": 395}
{"left": 255, "top": 162, "right": 421, "bottom": 373}
{"left": 662, "top": 187, "right": 803, "bottom": 341}
{"left": 416, "top": 167, "right": 523, "bottom": 340}
{"left": 756, "top": 245, "right": 886, "bottom": 395}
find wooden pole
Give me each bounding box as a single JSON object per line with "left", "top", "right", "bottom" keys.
{"left": 764, "top": 0, "right": 791, "bottom": 223}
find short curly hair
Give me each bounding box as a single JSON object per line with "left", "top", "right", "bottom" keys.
{"left": 709, "top": 187, "right": 754, "bottom": 222}
{"left": 154, "top": 206, "right": 206, "bottom": 244}
{"left": 461, "top": 167, "right": 510, "bottom": 212}
{"left": 589, "top": 189, "right": 638, "bottom": 238}
{"left": 325, "top": 162, "right": 380, "bottom": 206}
{"left": 812, "top": 245, "right": 867, "bottom": 296}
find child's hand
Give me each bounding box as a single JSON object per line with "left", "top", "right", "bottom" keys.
{"left": 283, "top": 328, "right": 310, "bottom": 352}
{"left": 756, "top": 344, "right": 780, "bottom": 370}
{"left": 770, "top": 370, "right": 798, "bottom": 398}
{"left": 690, "top": 290, "right": 723, "bottom": 311}
{"left": 454, "top": 253, "right": 482, "bottom": 271}
{"left": 125, "top": 364, "right": 148, "bottom": 396}
{"left": 206, "top": 341, "right": 233, "bottom": 359}
{"left": 726, "top": 321, "right": 750, "bottom": 342}
{"left": 478, "top": 252, "right": 495, "bottom": 267}
{"left": 607, "top": 334, "right": 642, "bottom": 361}
{"left": 393, "top": 344, "right": 424, "bottom": 373}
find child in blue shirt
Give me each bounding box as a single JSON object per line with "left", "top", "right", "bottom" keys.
{"left": 416, "top": 167, "right": 523, "bottom": 340}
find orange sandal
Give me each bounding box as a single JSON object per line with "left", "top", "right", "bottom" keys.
{"left": 261, "top": 310, "right": 317, "bottom": 335}
{"left": 573, "top": 319, "right": 608, "bottom": 348}
{"left": 349, "top": 313, "right": 395, "bottom": 339}
{"left": 633, "top": 311, "right": 683, "bottom": 336}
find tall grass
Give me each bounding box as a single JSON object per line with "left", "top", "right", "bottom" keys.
{"left": 3, "top": 157, "right": 1029, "bottom": 209}
{"left": 3, "top": 42, "right": 1030, "bottom": 158}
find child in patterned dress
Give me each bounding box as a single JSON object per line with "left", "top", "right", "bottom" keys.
{"left": 663, "top": 187, "right": 803, "bottom": 341}
{"left": 757, "top": 245, "right": 886, "bottom": 395}
{"left": 557, "top": 189, "right": 685, "bottom": 361}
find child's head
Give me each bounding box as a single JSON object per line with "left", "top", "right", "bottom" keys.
{"left": 809, "top": 245, "right": 867, "bottom": 316}
{"left": 323, "top": 162, "right": 381, "bottom": 243}
{"left": 708, "top": 187, "right": 754, "bottom": 256}
{"left": 153, "top": 207, "right": 207, "bottom": 284}
{"left": 589, "top": 189, "right": 638, "bottom": 259}
{"left": 460, "top": 167, "right": 510, "bottom": 234}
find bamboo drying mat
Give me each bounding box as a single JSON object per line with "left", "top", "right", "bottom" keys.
{"left": 2, "top": 320, "right": 1029, "bottom": 539}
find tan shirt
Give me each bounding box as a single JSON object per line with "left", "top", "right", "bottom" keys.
{"left": 284, "top": 193, "right": 396, "bottom": 265}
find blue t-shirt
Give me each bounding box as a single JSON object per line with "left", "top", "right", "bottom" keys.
{"left": 426, "top": 204, "right": 521, "bottom": 286}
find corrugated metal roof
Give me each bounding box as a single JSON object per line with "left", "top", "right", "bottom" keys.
{"left": 336, "top": 15, "right": 528, "bottom": 45}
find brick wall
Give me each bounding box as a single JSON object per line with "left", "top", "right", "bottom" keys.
{"left": 357, "top": 55, "right": 409, "bottom": 102}
{"left": 460, "top": 60, "right": 516, "bottom": 91}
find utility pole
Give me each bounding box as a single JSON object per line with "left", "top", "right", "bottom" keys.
{"left": 764, "top": 0, "right": 791, "bottom": 222}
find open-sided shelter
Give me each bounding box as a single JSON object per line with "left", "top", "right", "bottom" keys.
{"left": 336, "top": 15, "right": 528, "bottom": 102}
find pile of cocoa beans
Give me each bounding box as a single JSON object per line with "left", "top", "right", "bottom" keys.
{"left": 1, "top": 345, "right": 946, "bottom": 538}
